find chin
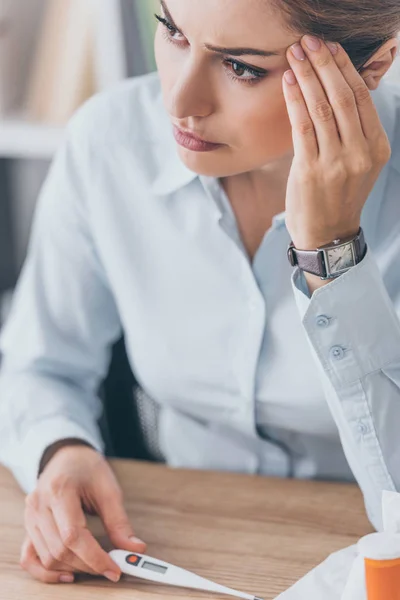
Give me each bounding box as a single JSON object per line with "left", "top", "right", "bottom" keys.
{"left": 177, "top": 146, "right": 246, "bottom": 178}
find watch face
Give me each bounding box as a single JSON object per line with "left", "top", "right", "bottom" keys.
{"left": 326, "top": 243, "right": 355, "bottom": 274}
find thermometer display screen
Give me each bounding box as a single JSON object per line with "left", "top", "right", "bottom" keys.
{"left": 142, "top": 561, "right": 168, "bottom": 575}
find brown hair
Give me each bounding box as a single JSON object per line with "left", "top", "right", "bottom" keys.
{"left": 271, "top": 0, "right": 400, "bottom": 72}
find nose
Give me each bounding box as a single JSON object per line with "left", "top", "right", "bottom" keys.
{"left": 166, "top": 57, "right": 215, "bottom": 121}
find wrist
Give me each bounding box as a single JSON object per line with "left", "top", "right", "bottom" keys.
{"left": 288, "top": 226, "right": 366, "bottom": 285}
{"left": 303, "top": 271, "right": 335, "bottom": 294}
{"left": 290, "top": 225, "right": 361, "bottom": 251}
{"left": 38, "top": 438, "right": 97, "bottom": 477}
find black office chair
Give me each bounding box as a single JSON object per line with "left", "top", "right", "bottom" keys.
{"left": 99, "top": 335, "right": 160, "bottom": 462}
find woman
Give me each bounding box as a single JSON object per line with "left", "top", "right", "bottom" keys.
{"left": 0, "top": 0, "right": 399, "bottom": 586}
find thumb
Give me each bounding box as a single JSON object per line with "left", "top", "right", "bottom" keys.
{"left": 95, "top": 489, "right": 147, "bottom": 553}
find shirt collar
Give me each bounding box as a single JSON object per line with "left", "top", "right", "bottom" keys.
{"left": 149, "top": 128, "right": 198, "bottom": 196}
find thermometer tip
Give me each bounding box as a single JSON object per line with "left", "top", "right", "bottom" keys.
{"left": 254, "top": 597, "right": 264, "bottom": 600}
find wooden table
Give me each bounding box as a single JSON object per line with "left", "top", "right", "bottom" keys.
{"left": 0, "top": 460, "right": 373, "bottom": 599}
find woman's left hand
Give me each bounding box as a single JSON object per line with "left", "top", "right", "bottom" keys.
{"left": 282, "top": 35, "right": 392, "bottom": 256}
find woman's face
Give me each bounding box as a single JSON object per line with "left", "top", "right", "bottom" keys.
{"left": 155, "top": 0, "right": 300, "bottom": 178}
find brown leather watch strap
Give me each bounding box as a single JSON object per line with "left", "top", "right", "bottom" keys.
{"left": 289, "top": 248, "right": 322, "bottom": 276}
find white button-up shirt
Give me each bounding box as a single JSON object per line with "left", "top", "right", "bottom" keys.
{"left": 0, "top": 72, "right": 400, "bottom": 530}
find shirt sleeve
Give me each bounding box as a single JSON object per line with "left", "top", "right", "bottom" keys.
{"left": 291, "top": 247, "right": 400, "bottom": 531}
{"left": 0, "top": 104, "right": 122, "bottom": 494}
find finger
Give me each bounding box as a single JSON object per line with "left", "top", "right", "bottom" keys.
{"left": 25, "top": 497, "right": 95, "bottom": 574}
{"left": 25, "top": 509, "right": 62, "bottom": 573}
{"left": 282, "top": 67, "right": 319, "bottom": 162}
{"left": 39, "top": 506, "right": 97, "bottom": 575}
{"left": 298, "top": 36, "right": 366, "bottom": 148}
{"left": 321, "top": 41, "right": 384, "bottom": 142}
{"left": 286, "top": 39, "right": 343, "bottom": 156}
{"left": 20, "top": 537, "right": 74, "bottom": 585}
{"left": 51, "top": 490, "right": 121, "bottom": 582}
{"left": 94, "top": 488, "right": 147, "bottom": 553}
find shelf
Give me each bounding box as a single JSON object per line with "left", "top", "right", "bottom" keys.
{"left": 0, "top": 115, "right": 64, "bottom": 160}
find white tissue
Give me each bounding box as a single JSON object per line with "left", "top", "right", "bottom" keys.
{"left": 275, "top": 545, "right": 357, "bottom": 600}
{"left": 340, "top": 555, "right": 367, "bottom": 600}
{"left": 275, "top": 490, "right": 400, "bottom": 600}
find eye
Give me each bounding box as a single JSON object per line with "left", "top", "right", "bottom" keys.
{"left": 154, "top": 13, "right": 186, "bottom": 44}
{"left": 154, "top": 13, "right": 268, "bottom": 86}
{"left": 223, "top": 59, "right": 267, "bottom": 84}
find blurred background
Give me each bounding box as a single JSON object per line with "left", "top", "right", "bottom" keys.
{"left": 0, "top": 0, "right": 399, "bottom": 329}
{"left": 0, "top": 0, "right": 158, "bottom": 327}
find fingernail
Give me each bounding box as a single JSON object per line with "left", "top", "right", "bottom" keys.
{"left": 284, "top": 70, "right": 297, "bottom": 85}
{"left": 104, "top": 570, "right": 120, "bottom": 583}
{"left": 130, "top": 536, "right": 146, "bottom": 546}
{"left": 327, "top": 41, "right": 338, "bottom": 55}
{"left": 304, "top": 35, "right": 321, "bottom": 51}
{"left": 59, "top": 574, "right": 74, "bottom": 583}
{"left": 291, "top": 43, "right": 306, "bottom": 61}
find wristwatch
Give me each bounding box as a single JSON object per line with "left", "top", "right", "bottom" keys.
{"left": 287, "top": 227, "right": 367, "bottom": 280}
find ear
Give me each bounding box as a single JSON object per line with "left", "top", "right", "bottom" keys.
{"left": 359, "top": 37, "right": 399, "bottom": 90}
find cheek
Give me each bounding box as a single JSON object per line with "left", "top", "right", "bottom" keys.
{"left": 230, "top": 82, "right": 294, "bottom": 156}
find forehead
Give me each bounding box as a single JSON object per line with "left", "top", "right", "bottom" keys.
{"left": 164, "top": 0, "right": 296, "bottom": 49}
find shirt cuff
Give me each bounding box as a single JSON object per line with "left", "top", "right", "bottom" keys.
{"left": 290, "top": 247, "right": 400, "bottom": 388}
{"left": 14, "top": 417, "right": 104, "bottom": 494}
{"left": 292, "top": 266, "right": 312, "bottom": 305}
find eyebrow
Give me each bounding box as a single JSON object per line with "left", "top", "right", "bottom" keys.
{"left": 160, "top": 0, "right": 283, "bottom": 57}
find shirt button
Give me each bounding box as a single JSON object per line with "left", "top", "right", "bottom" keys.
{"left": 357, "top": 420, "right": 369, "bottom": 435}
{"left": 316, "top": 315, "right": 330, "bottom": 328}
{"left": 330, "top": 345, "right": 345, "bottom": 361}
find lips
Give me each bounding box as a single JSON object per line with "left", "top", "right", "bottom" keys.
{"left": 175, "top": 126, "right": 216, "bottom": 145}
{"left": 172, "top": 125, "right": 223, "bottom": 152}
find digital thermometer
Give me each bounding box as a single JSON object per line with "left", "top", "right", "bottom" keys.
{"left": 109, "top": 550, "right": 263, "bottom": 600}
